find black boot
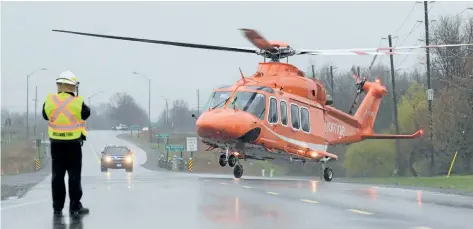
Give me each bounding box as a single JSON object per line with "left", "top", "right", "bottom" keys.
{"left": 53, "top": 210, "right": 63, "bottom": 217}
{"left": 69, "top": 202, "right": 89, "bottom": 216}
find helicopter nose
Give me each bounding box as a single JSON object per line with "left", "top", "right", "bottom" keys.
{"left": 196, "top": 109, "right": 261, "bottom": 142}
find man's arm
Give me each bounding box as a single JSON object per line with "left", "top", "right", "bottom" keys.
{"left": 42, "top": 103, "right": 49, "bottom": 121}
{"left": 81, "top": 102, "right": 91, "bottom": 120}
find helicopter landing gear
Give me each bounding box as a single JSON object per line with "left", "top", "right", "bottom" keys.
{"left": 228, "top": 154, "right": 237, "bottom": 167}
{"left": 218, "top": 148, "right": 231, "bottom": 167}
{"left": 321, "top": 162, "right": 333, "bottom": 182}
{"left": 233, "top": 164, "right": 243, "bottom": 178}
{"left": 218, "top": 154, "right": 227, "bottom": 167}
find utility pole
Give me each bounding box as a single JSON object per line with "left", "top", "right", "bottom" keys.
{"left": 165, "top": 99, "right": 169, "bottom": 129}
{"left": 329, "top": 65, "right": 334, "bottom": 101}
{"left": 132, "top": 71, "right": 152, "bottom": 142}
{"left": 388, "top": 34, "right": 404, "bottom": 176}
{"left": 311, "top": 64, "right": 316, "bottom": 79}
{"left": 197, "top": 89, "right": 200, "bottom": 117}
{"left": 424, "top": 0, "right": 435, "bottom": 176}
{"left": 357, "top": 66, "right": 360, "bottom": 76}
{"left": 33, "top": 86, "right": 38, "bottom": 137}
{"left": 148, "top": 78, "right": 152, "bottom": 143}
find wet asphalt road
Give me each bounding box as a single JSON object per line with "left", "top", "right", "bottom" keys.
{"left": 1, "top": 131, "right": 472, "bottom": 229}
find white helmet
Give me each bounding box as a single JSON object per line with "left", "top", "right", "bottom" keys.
{"left": 56, "top": 70, "right": 78, "bottom": 86}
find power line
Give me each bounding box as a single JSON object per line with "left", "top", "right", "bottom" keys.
{"left": 392, "top": 2, "right": 420, "bottom": 35}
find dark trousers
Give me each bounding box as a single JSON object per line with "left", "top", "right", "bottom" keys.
{"left": 50, "top": 141, "right": 83, "bottom": 211}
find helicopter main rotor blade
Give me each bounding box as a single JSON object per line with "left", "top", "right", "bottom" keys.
{"left": 298, "top": 43, "right": 473, "bottom": 54}
{"left": 304, "top": 51, "right": 415, "bottom": 56}
{"left": 52, "top": 30, "right": 259, "bottom": 54}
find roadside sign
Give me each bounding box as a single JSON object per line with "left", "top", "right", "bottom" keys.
{"left": 130, "top": 125, "right": 141, "bottom": 131}
{"left": 186, "top": 137, "right": 198, "bottom": 152}
{"left": 165, "top": 145, "right": 185, "bottom": 152}
{"left": 156, "top": 133, "right": 171, "bottom": 138}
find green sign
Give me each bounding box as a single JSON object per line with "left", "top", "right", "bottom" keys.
{"left": 156, "top": 133, "right": 170, "bottom": 138}
{"left": 165, "top": 145, "right": 185, "bottom": 152}
{"left": 130, "top": 125, "right": 141, "bottom": 130}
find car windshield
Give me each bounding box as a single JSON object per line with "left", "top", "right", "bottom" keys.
{"left": 205, "top": 91, "right": 232, "bottom": 110}
{"left": 229, "top": 91, "right": 266, "bottom": 120}
{"left": 106, "top": 147, "right": 129, "bottom": 155}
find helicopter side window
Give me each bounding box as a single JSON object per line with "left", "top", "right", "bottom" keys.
{"left": 300, "top": 107, "right": 310, "bottom": 133}
{"left": 268, "top": 97, "right": 278, "bottom": 124}
{"left": 280, "top": 100, "right": 288, "bottom": 126}
{"left": 290, "top": 104, "right": 300, "bottom": 130}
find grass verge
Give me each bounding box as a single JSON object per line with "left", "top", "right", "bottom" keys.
{"left": 348, "top": 175, "right": 473, "bottom": 193}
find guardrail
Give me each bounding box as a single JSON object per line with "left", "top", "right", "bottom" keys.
{"left": 157, "top": 157, "right": 194, "bottom": 172}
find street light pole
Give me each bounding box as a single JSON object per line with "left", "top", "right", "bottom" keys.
{"left": 132, "top": 72, "right": 152, "bottom": 143}
{"left": 26, "top": 68, "right": 47, "bottom": 141}
{"left": 88, "top": 91, "right": 104, "bottom": 130}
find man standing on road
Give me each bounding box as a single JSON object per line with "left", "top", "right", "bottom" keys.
{"left": 42, "top": 70, "right": 90, "bottom": 217}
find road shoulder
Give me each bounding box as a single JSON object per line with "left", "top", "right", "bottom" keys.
{"left": 1, "top": 157, "right": 51, "bottom": 200}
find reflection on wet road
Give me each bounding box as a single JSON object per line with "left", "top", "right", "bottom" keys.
{"left": 1, "top": 131, "right": 472, "bottom": 229}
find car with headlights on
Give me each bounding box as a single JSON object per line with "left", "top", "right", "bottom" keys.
{"left": 100, "top": 145, "right": 134, "bottom": 172}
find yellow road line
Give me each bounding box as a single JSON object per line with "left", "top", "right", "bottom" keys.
{"left": 300, "top": 199, "right": 319, "bottom": 204}
{"left": 267, "top": 192, "right": 279, "bottom": 195}
{"left": 242, "top": 185, "right": 251, "bottom": 188}
{"left": 346, "top": 209, "right": 373, "bottom": 215}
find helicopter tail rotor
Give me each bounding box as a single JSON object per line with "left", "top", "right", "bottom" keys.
{"left": 347, "top": 67, "right": 367, "bottom": 115}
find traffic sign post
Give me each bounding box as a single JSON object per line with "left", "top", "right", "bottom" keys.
{"left": 155, "top": 133, "right": 171, "bottom": 148}
{"left": 130, "top": 124, "right": 141, "bottom": 138}
{"left": 186, "top": 137, "right": 198, "bottom": 158}
{"left": 165, "top": 144, "right": 185, "bottom": 158}
{"left": 165, "top": 145, "right": 185, "bottom": 152}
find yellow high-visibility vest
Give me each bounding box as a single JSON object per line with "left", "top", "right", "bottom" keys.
{"left": 44, "top": 93, "right": 84, "bottom": 140}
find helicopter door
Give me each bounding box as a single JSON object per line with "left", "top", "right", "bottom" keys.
{"left": 309, "top": 105, "right": 327, "bottom": 145}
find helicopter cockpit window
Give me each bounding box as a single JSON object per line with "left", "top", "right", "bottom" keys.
{"left": 206, "top": 91, "right": 232, "bottom": 110}
{"left": 268, "top": 97, "right": 278, "bottom": 124}
{"left": 244, "top": 86, "right": 275, "bottom": 93}
{"left": 231, "top": 91, "right": 266, "bottom": 120}
{"left": 291, "top": 104, "right": 300, "bottom": 130}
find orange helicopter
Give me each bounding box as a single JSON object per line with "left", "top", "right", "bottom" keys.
{"left": 52, "top": 28, "right": 472, "bottom": 181}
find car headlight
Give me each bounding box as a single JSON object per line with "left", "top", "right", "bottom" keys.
{"left": 125, "top": 156, "right": 133, "bottom": 163}
{"left": 104, "top": 156, "right": 112, "bottom": 162}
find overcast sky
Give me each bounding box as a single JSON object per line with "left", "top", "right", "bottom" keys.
{"left": 1, "top": 1, "right": 472, "bottom": 121}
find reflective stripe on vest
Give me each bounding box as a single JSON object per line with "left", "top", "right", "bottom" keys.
{"left": 49, "top": 95, "right": 83, "bottom": 131}
{"left": 81, "top": 120, "right": 87, "bottom": 136}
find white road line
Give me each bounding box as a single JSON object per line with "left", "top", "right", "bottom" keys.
{"left": 346, "top": 209, "right": 373, "bottom": 215}
{"left": 267, "top": 192, "right": 279, "bottom": 195}
{"left": 1, "top": 199, "right": 49, "bottom": 211}
{"left": 300, "top": 199, "right": 319, "bottom": 204}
